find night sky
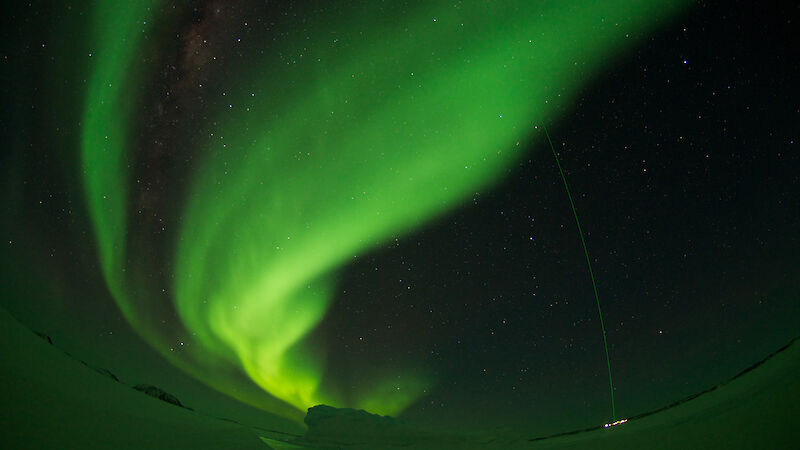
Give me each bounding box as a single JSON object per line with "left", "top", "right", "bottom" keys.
{"left": 2, "top": 0, "right": 798, "bottom": 438}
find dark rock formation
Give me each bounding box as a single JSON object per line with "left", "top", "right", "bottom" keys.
{"left": 300, "top": 405, "right": 430, "bottom": 446}
{"left": 299, "top": 405, "right": 468, "bottom": 447}
{"left": 33, "top": 331, "right": 53, "bottom": 345}
{"left": 92, "top": 367, "right": 120, "bottom": 382}
{"left": 133, "top": 384, "right": 190, "bottom": 410}
{"left": 305, "top": 405, "right": 398, "bottom": 430}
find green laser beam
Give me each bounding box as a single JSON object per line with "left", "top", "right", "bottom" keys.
{"left": 543, "top": 124, "right": 616, "bottom": 421}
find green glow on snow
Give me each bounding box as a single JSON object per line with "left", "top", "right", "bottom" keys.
{"left": 80, "top": 0, "right": 689, "bottom": 422}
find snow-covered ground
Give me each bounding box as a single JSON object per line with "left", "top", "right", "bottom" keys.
{"left": 2, "top": 306, "right": 797, "bottom": 449}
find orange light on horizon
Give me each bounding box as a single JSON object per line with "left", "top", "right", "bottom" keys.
{"left": 604, "top": 419, "right": 628, "bottom": 428}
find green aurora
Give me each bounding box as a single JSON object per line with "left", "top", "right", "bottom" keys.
{"left": 80, "top": 1, "right": 689, "bottom": 422}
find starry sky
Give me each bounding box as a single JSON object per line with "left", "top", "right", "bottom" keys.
{"left": 1, "top": 0, "right": 798, "bottom": 438}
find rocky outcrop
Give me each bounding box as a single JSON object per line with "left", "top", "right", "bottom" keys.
{"left": 305, "top": 404, "right": 397, "bottom": 430}
{"left": 299, "top": 405, "right": 438, "bottom": 447}
{"left": 33, "top": 331, "right": 53, "bottom": 345}
{"left": 92, "top": 367, "right": 120, "bottom": 382}
{"left": 133, "top": 384, "right": 191, "bottom": 410}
